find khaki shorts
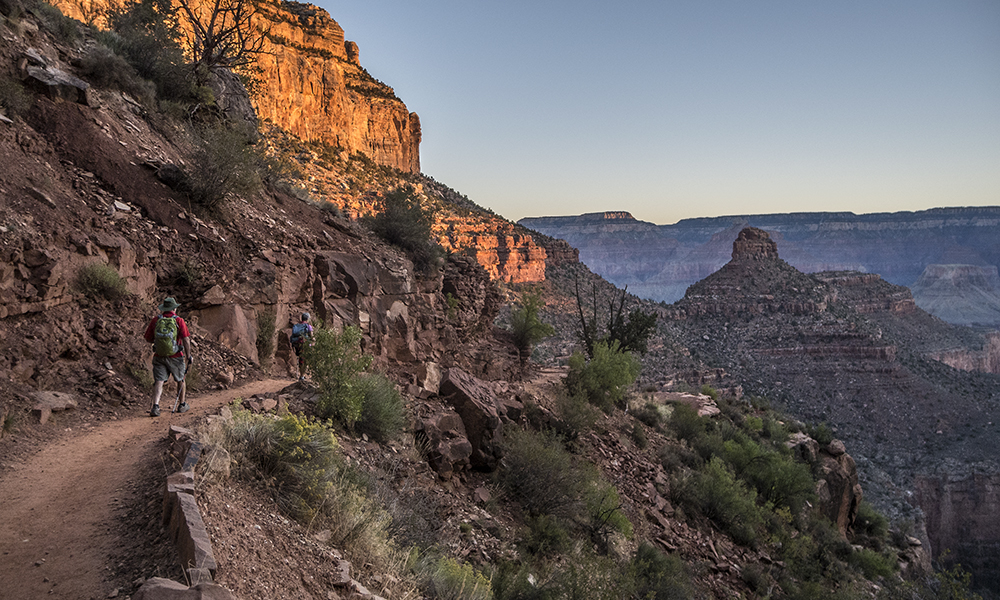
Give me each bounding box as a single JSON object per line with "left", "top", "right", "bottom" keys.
{"left": 152, "top": 355, "right": 186, "bottom": 382}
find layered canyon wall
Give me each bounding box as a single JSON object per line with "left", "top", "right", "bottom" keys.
{"left": 520, "top": 208, "right": 1000, "bottom": 324}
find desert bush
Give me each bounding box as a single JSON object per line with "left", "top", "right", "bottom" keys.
{"left": 190, "top": 125, "right": 262, "bottom": 209}
{"left": 0, "top": 75, "right": 31, "bottom": 117}
{"left": 356, "top": 372, "right": 406, "bottom": 442}
{"left": 496, "top": 427, "right": 587, "bottom": 518}
{"left": 808, "top": 422, "right": 834, "bottom": 446}
{"left": 565, "top": 340, "right": 640, "bottom": 412}
{"left": 553, "top": 390, "right": 599, "bottom": 440}
{"left": 216, "top": 408, "right": 402, "bottom": 576}
{"left": 632, "top": 401, "right": 663, "bottom": 428}
{"left": 523, "top": 514, "right": 572, "bottom": 557}
{"left": 255, "top": 308, "right": 276, "bottom": 367}
{"left": 109, "top": 0, "right": 188, "bottom": 94}
{"left": 304, "top": 325, "right": 372, "bottom": 427}
{"left": 848, "top": 548, "right": 895, "bottom": 579}
{"left": 127, "top": 363, "right": 154, "bottom": 392}
{"left": 29, "top": 0, "right": 78, "bottom": 42}
{"left": 630, "top": 542, "right": 692, "bottom": 600}
{"left": 509, "top": 289, "right": 554, "bottom": 363}
{"left": 720, "top": 435, "right": 815, "bottom": 512}
{"left": 362, "top": 185, "right": 444, "bottom": 273}
{"left": 630, "top": 420, "right": 648, "bottom": 449}
{"left": 585, "top": 480, "right": 633, "bottom": 550}
{"left": 413, "top": 553, "right": 493, "bottom": 600}
{"left": 678, "top": 456, "right": 764, "bottom": 547}
{"left": 79, "top": 45, "right": 155, "bottom": 101}
{"left": 76, "top": 263, "right": 128, "bottom": 301}
{"left": 854, "top": 500, "right": 889, "bottom": 540}
{"left": 668, "top": 402, "right": 705, "bottom": 441}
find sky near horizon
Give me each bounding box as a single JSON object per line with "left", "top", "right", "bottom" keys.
{"left": 316, "top": 1, "right": 1000, "bottom": 225}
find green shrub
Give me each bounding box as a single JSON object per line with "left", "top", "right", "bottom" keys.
{"left": 29, "top": 0, "right": 78, "bottom": 42}
{"left": 304, "top": 325, "right": 373, "bottom": 427}
{"left": 356, "top": 372, "right": 406, "bottom": 442}
{"left": 630, "top": 421, "right": 648, "bottom": 449}
{"left": 76, "top": 263, "right": 128, "bottom": 301}
{"left": 523, "top": 514, "right": 572, "bottom": 557}
{"left": 632, "top": 401, "right": 663, "bottom": 428}
{"left": 413, "top": 554, "right": 493, "bottom": 600}
{"left": 719, "top": 435, "right": 815, "bottom": 512}
{"left": 630, "top": 543, "right": 692, "bottom": 600}
{"left": 362, "top": 185, "right": 444, "bottom": 273}
{"left": 0, "top": 75, "right": 31, "bottom": 117}
{"left": 255, "top": 308, "right": 276, "bottom": 367}
{"left": 553, "top": 390, "right": 599, "bottom": 440}
{"left": 101, "top": 0, "right": 202, "bottom": 102}
{"left": 668, "top": 403, "right": 705, "bottom": 441}
{"left": 127, "top": 363, "right": 154, "bottom": 392}
{"left": 79, "top": 45, "right": 155, "bottom": 101}
{"left": 565, "top": 340, "right": 640, "bottom": 412}
{"left": 809, "top": 422, "right": 834, "bottom": 446}
{"left": 848, "top": 548, "right": 895, "bottom": 579}
{"left": 190, "top": 125, "right": 262, "bottom": 209}
{"left": 585, "top": 480, "right": 633, "bottom": 548}
{"left": 496, "top": 428, "right": 587, "bottom": 518}
{"left": 679, "top": 457, "right": 764, "bottom": 547}
{"left": 217, "top": 409, "right": 399, "bottom": 573}
{"left": 509, "top": 289, "right": 554, "bottom": 363}
{"left": 855, "top": 500, "right": 889, "bottom": 540}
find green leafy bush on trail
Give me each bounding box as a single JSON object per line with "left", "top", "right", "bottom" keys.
{"left": 76, "top": 263, "right": 128, "bottom": 301}
{"left": 356, "top": 372, "right": 406, "bottom": 442}
{"left": 675, "top": 456, "right": 764, "bottom": 547}
{"left": 565, "top": 340, "right": 640, "bottom": 412}
{"left": 304, "top": 325, "right": 372, "bottom": 426}
{"left": 509, "top": 289, "right": 555, "bottom": 363}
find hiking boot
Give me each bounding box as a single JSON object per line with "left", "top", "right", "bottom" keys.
{"left": 149, "top": 405, "right": 160, "bottom": 417}
{"left": 176, "top": 402, "right": 190, "bottom": 413}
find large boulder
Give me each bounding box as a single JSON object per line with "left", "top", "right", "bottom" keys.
{"left": 416, "top": 410, "right": 472, "bottom": 480}
{"left": 815, "top": 439, "right": 862, "bottom": 537}
{"left": 439, "top": 367, "right": 503, "bottom": 471}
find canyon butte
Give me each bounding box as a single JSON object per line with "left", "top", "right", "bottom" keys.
{"left": 0, "top": 0, "right": 998, "bottom": 598}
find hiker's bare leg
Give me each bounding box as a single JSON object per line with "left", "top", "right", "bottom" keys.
{"left": 178, "top": 380, "right": 186, "bottom": 405}
{"left": 152, "top": 380, "right": 164, "bottom": 407}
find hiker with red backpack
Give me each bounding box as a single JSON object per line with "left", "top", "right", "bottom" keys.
{"left": 143, "top": 297, "right": 193, "bottom": 417}
{"left": 290, "top": 312, "right": 313, "bottom": 381}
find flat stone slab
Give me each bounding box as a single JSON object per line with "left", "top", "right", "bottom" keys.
{"left": 32, "top": 391, "right": 78, "bottom": 424}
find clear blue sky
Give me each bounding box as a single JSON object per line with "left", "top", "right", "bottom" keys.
{"left": 317, "top": 1, "right": 1000, "bottom": 225}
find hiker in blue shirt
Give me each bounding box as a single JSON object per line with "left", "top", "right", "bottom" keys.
{"left": 290, "top": 312, "right": 314, "bottom": 381}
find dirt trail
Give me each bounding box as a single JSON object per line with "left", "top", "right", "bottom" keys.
{"left": 0, "top": 379, "right": 291, "bottom": 600}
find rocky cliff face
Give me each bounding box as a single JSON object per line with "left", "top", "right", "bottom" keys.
{"left": 911, "top": 264, "right": 1000, "bottom": 328}
{"left": 915, "top": 468, "right": 1000, "bottom": 593}
{"left": 520, "top": 209, "right": 1000, "bottom": 318}
{"left": 52, "top": 0, "right": 421, "bottom": 173}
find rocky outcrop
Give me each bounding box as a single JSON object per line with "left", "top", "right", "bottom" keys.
{"left": 439, "top": 367, "right": 504, "bottom": 471}
{"left": 927, "top": 332, "right": 1000, "bottom": 375}
{"left": 435, "top": 213, "right": 547, "bottom": 283}
{"left": 911, "top": 264, "right": 1000, "bottom": 328}
{"left": 915, "top": 468, "right": 1000, "bottom": 593}
{"left": 520, "top": 207, "right": 1000, "bottom": 308}
{"left": 52, "top": 0, "right": 420, "bottom": 173}
{"left": 672, "top": 228, "right": 832, "bottom": 318}
{"left": 814, "top": 440, "right": 862, "bottom": 537}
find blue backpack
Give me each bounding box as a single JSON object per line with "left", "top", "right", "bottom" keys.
{"left": 291, "top": 323, "right": 310, "bottom": 348}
